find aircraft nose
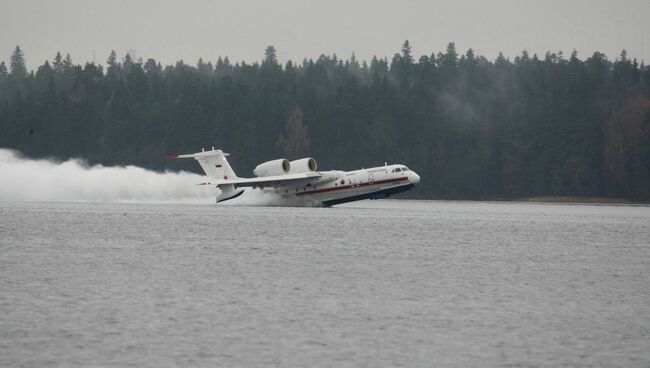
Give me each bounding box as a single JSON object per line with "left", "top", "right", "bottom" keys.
{"left": 410, "top": 171, "right": 421, "bottom": 185}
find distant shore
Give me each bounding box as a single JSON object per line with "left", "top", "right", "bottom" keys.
{"left": 517, "top": 196, "right": 648, "bottom": 204}
{"left": 401, "top": 196, "right": 649, "bottom": 205}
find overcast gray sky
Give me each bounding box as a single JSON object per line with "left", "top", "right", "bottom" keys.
{"left": 2, "top": 0, "right": 649, "bottom": 69}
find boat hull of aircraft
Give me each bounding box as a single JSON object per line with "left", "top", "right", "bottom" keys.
{"left": 320, "top": 183, "right": 415, "bottom": 206}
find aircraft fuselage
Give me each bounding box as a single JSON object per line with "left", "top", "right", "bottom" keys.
{"left": 258, "top": 164, "right": 420, "bottom": 206}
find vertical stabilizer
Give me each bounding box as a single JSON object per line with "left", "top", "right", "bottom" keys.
{"left": 167, "top": 148, "right": 238, "bottom": 180}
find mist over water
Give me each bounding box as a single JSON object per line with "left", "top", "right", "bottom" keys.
{"left": 0, "top": 149, "right": 322, "bottom": 206}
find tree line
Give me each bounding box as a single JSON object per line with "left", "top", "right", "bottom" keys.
{"left": 1, "top": 42, "right": 649, "bottom": 200}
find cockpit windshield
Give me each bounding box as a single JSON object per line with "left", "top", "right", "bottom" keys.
{"left": 391, "top": 166, "right": 411, "bottom": 173}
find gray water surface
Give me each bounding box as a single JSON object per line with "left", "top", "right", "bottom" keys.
{"left": 1, "top": 200, "right": 649, "bottom": 367}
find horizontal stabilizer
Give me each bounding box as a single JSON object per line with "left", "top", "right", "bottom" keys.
{"left": 166, "top": 150, "right": 230, "bottom": 160}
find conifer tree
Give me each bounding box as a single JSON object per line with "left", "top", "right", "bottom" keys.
{"left": 401, "top": 40, "right": 413, "bottom": 64}
{"left": 0, "top": 62, "right": 7, "bottom": 79}
{"left": 10, "top": 46, "right": 26, "bottom": 78}
{"left": 264, "top": 46, "right": 278, "bottom": 65}
{"left": 53, "top": 52, "right": 63, "bottom": 73}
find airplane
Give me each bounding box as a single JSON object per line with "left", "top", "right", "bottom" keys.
{"left": 166, "top": 147, "right": 420, "bottom": 206}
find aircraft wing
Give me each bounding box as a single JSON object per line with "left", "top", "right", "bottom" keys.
{"left": 201, "top": 172, "right": 321, "bottom": 188}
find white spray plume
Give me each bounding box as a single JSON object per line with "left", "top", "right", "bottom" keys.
{"left": 0, "top": 149, "right": 322, "bottom": 206}
{"left": 0, "top": 149, "right": 214, "bottom": 203}
{"left": 221, "top": 188, "right": 323, "bottom": 207}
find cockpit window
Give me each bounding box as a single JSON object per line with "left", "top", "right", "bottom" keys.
{"left": 402, "top": 167, "right": 409, "bottom": 172}
{"left": 394, "top": 168, "right": 402, "bottom": 172}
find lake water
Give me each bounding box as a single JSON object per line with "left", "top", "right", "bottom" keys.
{"left": 1, "top": 200, "right": 649, "bottom": 367}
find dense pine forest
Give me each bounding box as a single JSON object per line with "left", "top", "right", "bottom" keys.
{"left": 1, "top": 42, "right": 649, "bottom": 200}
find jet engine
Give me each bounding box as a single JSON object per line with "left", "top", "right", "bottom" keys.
{"left": 289, "top": 157, "right": 317, "bottom": 174}
{"left": 253, "top": 159, "right": 290, "bottom": 177}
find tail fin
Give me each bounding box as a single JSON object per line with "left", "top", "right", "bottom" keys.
{"left": 167, "top": 148, "right": 238, "bottom": 180}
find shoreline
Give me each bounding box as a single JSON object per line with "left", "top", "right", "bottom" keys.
{"left": 400, "top": 196, "right": 649, "bottom": 205}
{"left": 515, "top": 196, "right": 647, "bottom": 204}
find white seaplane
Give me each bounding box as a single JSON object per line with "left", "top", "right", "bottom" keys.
{"left": 167, "top": 147, "right": 420, "bottom": 206}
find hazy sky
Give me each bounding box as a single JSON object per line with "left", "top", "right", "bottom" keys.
{"left": 2, "top": 0, "right": 649, "bottom": 69}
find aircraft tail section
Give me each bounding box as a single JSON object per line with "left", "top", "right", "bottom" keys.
{"left": 167, "top": 148, "right": 238, "bottom": 180}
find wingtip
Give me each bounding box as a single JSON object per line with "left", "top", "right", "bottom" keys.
{"left": 165, "top": 155, "right": 179, "bottom": 159}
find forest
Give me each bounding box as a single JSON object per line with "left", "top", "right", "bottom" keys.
{"left": 0, "top": 42, "right": 649, "bottom": 200}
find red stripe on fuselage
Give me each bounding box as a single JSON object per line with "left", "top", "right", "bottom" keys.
{"left": 296, "top": 176, "right": 409, "bottom": 196}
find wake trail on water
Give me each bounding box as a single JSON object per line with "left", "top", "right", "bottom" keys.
{"left": 0, "top": 149, "right": 322, "bottom": 206}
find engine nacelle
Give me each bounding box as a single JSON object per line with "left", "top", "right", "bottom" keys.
{"left": 289, "top": 157, "right": 317, "bottom": 174}
{"left": 253, "top": 159, "right": 290, "bottom": 177}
